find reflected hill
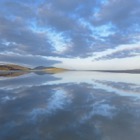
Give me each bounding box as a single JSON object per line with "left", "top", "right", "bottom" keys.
{"left": 0, "top": 71, "right": 30, "bottom": 78}
{"left": 0, "top": 70, "right": 64, "bottom": 78}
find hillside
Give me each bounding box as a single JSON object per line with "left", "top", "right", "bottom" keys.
{"left": 0, "top": 64, "right": 67, "bottom": 73}
{"left": 43, "top": 67, "right": 67, "bottom": 73}
{"left": 34, "top": 66, "right": 47, "bottom": 70}
{"left": 33, "top": 66, "right": 67, "bottom": 73}
{"left": 0, "top": 64, "right": 30, "bottom": 71}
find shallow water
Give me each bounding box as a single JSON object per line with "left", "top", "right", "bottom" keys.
{"left": 0, "top": 71, "right": 140, "bottom": 140}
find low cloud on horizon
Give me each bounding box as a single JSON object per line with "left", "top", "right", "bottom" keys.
{"left": 0, "top": 0, "right": 140, "bottom": 70}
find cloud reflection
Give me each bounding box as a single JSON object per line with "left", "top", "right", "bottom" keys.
{"left": 0, "top": 72, "right": 140, "bottom": 140}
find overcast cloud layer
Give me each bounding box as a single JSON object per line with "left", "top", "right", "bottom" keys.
{"left": 0, "top": 0, "right": 140, "bottom": 69}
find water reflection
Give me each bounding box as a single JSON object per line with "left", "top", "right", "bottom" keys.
{"left": 0, "top": 71, "right": 30, "bottom": 78}
{"left": 0, "top": 72, "right": 140, "bottom": 140}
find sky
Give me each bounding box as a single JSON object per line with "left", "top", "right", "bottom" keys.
{"left": 0, "top": 0, "right": 140, "bottom": 70}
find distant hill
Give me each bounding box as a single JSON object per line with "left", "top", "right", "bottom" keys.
{"left": 94, "top": 69, "right": 140, "bottom": 74}
{"left": 0, "top": 64, "right": 30, "bottom": 71}
{"left": 0, "top": 64, "right": 67, "bottom": 73}
{"left": 43, "top": 67, "right": 67, "bottom": 73}
{"left": 33, "top": 66, "right": 48, "bottom": 70}
{"left": 33, "top": 66, "right": 57, "bottom": 70}
{"left": 33, "top": 66, "right": 67, "bottom": 73}
{"left": 1, "top": 64, "right": 139, "bottom": 74}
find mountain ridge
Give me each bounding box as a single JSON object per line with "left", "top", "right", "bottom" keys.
{"left": 0, "top": 64, "right": 30, "bottom": 71}
{"left": 0, "top": 64, "right": 140, "bottom": 74}
{"left": 0, "top": 64, "right": 67, "bottom": 74}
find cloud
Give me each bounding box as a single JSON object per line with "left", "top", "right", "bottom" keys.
{"left": 0, "top": 0, "right": 140, "bottom": 68}
{"left": 93, "top": 0, "right": 140, "bottom": 28}
{"left": 0, "top": 53, "right": 61, "bottom": 67}
{"left": 92, "top": 43, "right": 140, "bottom": 60}
{"left": 0, "top": 16, "right": 54, "bottom": 56}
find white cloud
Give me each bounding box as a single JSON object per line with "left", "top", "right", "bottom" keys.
{"left": 92, "top": 42, "right": 140, "bottom": 60}
{"left": 46, "top": 42, "right": 140, "bottom": 70}
{"left": 0, "top": 0, "right": 140, "bottom": 68}
{"left": 47, "top": 30, "right": 72, "bottom": 54}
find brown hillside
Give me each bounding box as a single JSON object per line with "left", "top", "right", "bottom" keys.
{"left": 0, "top": 64, "right": 30, "bottom": 71}
{"left": 43, "top": 67, "right": 67, "bottom": 73}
